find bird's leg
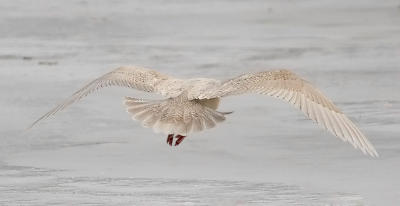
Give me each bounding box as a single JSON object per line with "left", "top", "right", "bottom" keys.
{"left": 174, "top": 135, "right": 186, "bottom": 146}
{"left": 167, "top": 134, "right": 174, "bottom": 146}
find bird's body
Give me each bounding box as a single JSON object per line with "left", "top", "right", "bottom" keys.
{"left": 28, "top": 66, "right": 379, "bottom": 157}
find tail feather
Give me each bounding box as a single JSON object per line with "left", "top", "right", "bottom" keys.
{"left": 124, "top": 97, "right": 229, "bottom": 135}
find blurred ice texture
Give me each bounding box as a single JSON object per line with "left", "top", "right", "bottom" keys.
{"left": 0, "top": 0, "right": 399, "bottom": 205}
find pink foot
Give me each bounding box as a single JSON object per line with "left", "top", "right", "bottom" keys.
{"left": 167, "top": 134, "right": 174, "bottom": 146}
{"left": 174, "top": 135, "right": 186, "bottom": 146}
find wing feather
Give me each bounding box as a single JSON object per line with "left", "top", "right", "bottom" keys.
{"left": 198, "top": 70, "right": 378, "bottom": 157}
{"left": 27, "top": 66, "right": 182, "bottom": 129}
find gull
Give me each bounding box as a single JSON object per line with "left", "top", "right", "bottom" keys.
{"left": 27, "top": 66, "right": 378, "bottom": 157}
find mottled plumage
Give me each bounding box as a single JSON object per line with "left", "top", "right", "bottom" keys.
{"left": 28, "top": 66, "right": 378, "bottom": 157}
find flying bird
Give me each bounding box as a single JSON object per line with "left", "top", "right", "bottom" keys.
{"left": 27, "top": 66, "right": 378, "bottom": 157}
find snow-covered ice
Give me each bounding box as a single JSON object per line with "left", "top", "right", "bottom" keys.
{"left": 1, "top": 0, "right": 400, "bottom": 205}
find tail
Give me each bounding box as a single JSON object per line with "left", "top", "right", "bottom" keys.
{"left": 124, "top": 97, "right": 230, "bottom": 135}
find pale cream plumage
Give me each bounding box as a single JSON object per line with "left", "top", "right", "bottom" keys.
{"left": 28, "top": 66, "right": 378, "bottom": 157}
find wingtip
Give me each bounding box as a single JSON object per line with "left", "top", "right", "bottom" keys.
{"left": 371, "top": 150, "right": 380, "bottom": 158}
{"left": 24, "top": 118, "right": 42, "bottom": 133}
{"left": 365, "top": 140, "right": 379, "bottom": 158}
{"left": 21, "top": 124, "right": 35, "bottom": 135}
{"left": 363, "top": 147, "right": 379, "bottom": 158}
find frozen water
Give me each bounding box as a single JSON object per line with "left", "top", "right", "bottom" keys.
{"left": 1, "top": 0, "right": 400, "bottom": 205}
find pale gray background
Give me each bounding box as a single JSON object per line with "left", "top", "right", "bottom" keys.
{"left": 1, "top": 0, "right": 399, "bottom": 205}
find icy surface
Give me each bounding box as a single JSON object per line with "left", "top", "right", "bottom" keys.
{"left": 1, "top": 0, "right": 400, "bottom": 205}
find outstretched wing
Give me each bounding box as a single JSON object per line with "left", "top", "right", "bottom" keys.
{"left": 27, "top": 66, "right": 184, "bottom": 130}
{"left": 197, "top": 70, "right": 378, "bottom": 157}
